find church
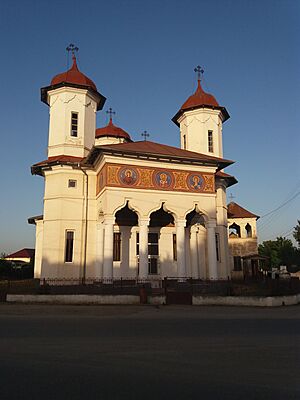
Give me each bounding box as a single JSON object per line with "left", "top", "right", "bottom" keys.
{"left": 29, "top": 51, "right": 251, "bottom": 283}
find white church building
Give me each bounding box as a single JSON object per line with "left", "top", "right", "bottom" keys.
{"left": 29, "top": 54, "right": 239, "bottom": 282}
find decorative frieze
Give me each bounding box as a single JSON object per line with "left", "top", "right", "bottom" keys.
{"left": 97, "top": 163, "right": 215, "bottom": 195}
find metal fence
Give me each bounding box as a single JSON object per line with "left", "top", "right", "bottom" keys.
{"left": 1, "top": 276, "right": 299, "bottom": 298}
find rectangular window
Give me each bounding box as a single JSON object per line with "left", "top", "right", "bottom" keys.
{"left": 68, "top": 179, "right": 77, "bottom": 188}
{"left": 233, "top": 256, "right": 242, "bottom": 271}
{"left": 215, "top": 233, "right": 220, "bottom": 262}
{"left": 71, "top": 112, "right": 78, "bottom": 137}
{"left": 183, "top": 134, "right": 186, "bottom": 149}
{"left": 65, "top": 231, "right": 74, "bottom": 263}
{"left": 173, "top": 234, "right": 177, "bottom": 261}
{"left": 113, "top": 232, "right": 121, "bottom": 261}
{"left": 136, "top": 232, "right": 139, "bottom": 255}
{"left": 208, "top": 130, "right": 213, "bottom": 153}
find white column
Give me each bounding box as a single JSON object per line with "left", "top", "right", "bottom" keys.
{"left": 95, "top": 222, "right": 104, "bottom": 279}
{"left": 207, "top": 220, "right": 218, "bottom": 280}
{"left": 176, "top": 219, "right": 186, "bottom": 278}
{"left": 103, "top": 216, "right": 115, "bottom": 280}
{"left": 139, "top": 218, "right": 149, "bottom": 280}
{"left": 190, "top": 227, "right": 198, "bottom": 278}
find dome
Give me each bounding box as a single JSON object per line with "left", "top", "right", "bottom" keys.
{"left": 181, "top": 79, "right": 219, "bottom": 110}
{"left": 51, "top": 55, "right": 97, "bottom": 91}
{"left": 172, "top": 78, "right": 229, "bottom": 125}
{"left": 95, "top": 118, "right": 132, "bottom": 141}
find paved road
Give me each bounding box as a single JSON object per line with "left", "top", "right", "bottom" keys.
{"left": 0, "top": 304, "right": 299, "bottom": 400}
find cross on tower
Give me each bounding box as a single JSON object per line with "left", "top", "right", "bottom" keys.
{"left": 141, "top": 130, "right": 150, "bottom": 141}
{"left": 229, "top": 193, "right": 236, "bottom": 202}
{"left": 66, "top": 43, "right": 79, "bottom": 57}
{"left": 106, "top": 107, "right": 116, "bottom": 122}
{"left": 194, "top": 65, "right": 204, "bottom": 81}
{"left": 66, "top": 44, "right": 79, "bottom": 68}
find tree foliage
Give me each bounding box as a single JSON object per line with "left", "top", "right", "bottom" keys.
{"left": 293, "top": 220, "right": 300, "bottom": 248}
{"left": 259, "top": 236, "right": 300, "bottom": 268}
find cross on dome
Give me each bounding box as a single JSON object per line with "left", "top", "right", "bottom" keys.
{"left": 194, "top": 65, "right": 204, "bottom": 82}
{"left": 66, "top": 43, "right": 79, "bottom": 58}
{"left": 141, "top": 130, "right": 150, "bottom": 141}
{"left": 106, "top": 107, "right": 116, "bottom": 122}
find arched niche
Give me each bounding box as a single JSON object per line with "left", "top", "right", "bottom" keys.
{"left": 186, "top": 209, "right": 205, "bottom": 227}
{"left": 149, "top": 205, "right": 174, "bottom": 227}
{"left": 115, "top": 202, "right": 138, "bottom": 226}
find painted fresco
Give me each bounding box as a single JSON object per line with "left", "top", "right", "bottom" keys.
{"left": 97, "top": 163, "right": 215, "bottom": 194}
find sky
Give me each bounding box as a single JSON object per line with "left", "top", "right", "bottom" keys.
{"left": 0, "top": 0, "right": 299, "bottom": 254}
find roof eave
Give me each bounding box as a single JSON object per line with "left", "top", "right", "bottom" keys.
{"left": 83, "top": 146, "right": 234, "bottom": 171}
{"left": 40, "top": 83, "right": 106, "bottom": 111}
{"left": 172, "top": 104, "right": 230, "bottom": 126}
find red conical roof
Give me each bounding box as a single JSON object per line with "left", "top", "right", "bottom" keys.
{"left": 51, "top": 55, "right": 97, "bottom": 91}
{"left": 95, "top": 118, "right": 132, "bottom": 141}
{"left": 181, "top": 79, "right": 219, "bottom": 110}
{"left": 172, "top": 76, "right": 230, "bottom": 125}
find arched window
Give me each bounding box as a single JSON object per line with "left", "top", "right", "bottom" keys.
{"left": 229, "top": 223, "right": 241, "bottom": 238}
{"left": 245, "top": 223, "right": 252, "bottom": 238}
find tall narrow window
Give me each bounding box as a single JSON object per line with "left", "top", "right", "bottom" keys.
{"left": 173, "top": 234, "right": 177, "bottom": 261}
{"left": 65, "top": 231, "right": 74, "bottom": 262}
{"left": 71, "top": 112, "right": 78, "bottom": 137}
{"left": 113, "top": 232, "right": 121, "bottom": 261}
{"left": 215, "top": 233, "right": 220, "bottom": 262}
{"left": 208, "top": 130, "right": 213, "bottom": 153}
{"left": 183, "top": 134, "right": 186, "bottom": 149}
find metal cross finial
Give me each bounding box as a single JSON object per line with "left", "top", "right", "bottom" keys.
{"left": 194, "top": 65, "right": 204, "bottom": 81}
{"left": 229, "top": 193, "right": 235, "bottom": 202}
{"left": 141, "top": 130, "right": 150, "bottom": 141}
{"left": 66, "top": 43, "right": 79, "bottom": 57}
{"left": 106, "top": 107, "right": 116, "bottom": 121}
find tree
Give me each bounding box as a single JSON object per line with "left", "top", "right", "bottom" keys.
{"left": 259, "top": 237, "right": 300, "bottom": 268}
{"left": 293, "top": 220, "right": 300, "bottom": 248}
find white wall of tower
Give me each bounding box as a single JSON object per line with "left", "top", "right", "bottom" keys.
{"left": 47, "top": 87, "right": 98, "bottom": 158}
{"left": 178, "top": 108, "right": 223, "bottom": 158}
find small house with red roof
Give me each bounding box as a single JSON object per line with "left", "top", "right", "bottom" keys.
{"left": 5, "top": 248, "right": 35, "bottom": 264}
{"left": 28, "top": 54, "right": 251, "bottom": 283}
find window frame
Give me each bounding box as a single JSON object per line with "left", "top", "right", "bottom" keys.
{"left": 208, "top": 130, "right": 213, "bottom": 153}
{"left": 71, "top": 112, "right": 78, "bottom": 137}
{"left": 68, "top": 179, "right": 77, "bottom": 188}
{"left": 65, "top": 230, "right": 74, "bottom": 263}
{"left": 113, "top": 232, "right": 121, "bottom": 262}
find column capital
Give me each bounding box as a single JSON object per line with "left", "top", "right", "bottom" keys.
{"left": 103, "top": 216, "right": 115, "bottom": 225}
{"left": 176, "top": 219, "right": 186, "bottom": 228}
{"left": 139, "top": 218, "right": 150, "bottom": 227}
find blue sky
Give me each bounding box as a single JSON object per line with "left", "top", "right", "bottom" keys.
{"left": 0, "top": 0, "right": 299, "bottom": 253}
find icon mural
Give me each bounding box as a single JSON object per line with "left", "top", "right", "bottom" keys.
{"left": 154, "top": 171, "right": 172, "bottom": 188}
{"left": 188, "top": 174, "right": 204, "bottom": 190}
{"left": 119, "top": 168, "right": 138, "bottom": 186}
{"left": 97, "top": 163, "right": 215, "bottom": 195}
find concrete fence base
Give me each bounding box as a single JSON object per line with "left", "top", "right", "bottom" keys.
{"left": 192, "top": 294, "right": 300, "bottom": 307}
{"left": 6, "top": 294, "right": 141, "bottom": 305}
{"left": 6, "top": 293, "right": 300, "bottom": 306}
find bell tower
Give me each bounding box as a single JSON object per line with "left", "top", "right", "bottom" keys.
{"left": 41, "top": 46, "right": 106, "bottom": 158}
{"left": 172, "top": 66, "right": 230, "bottom": 158}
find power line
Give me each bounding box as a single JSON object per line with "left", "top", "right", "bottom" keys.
{"left": 259, "top": 190, "right": 300, "bottom": 219}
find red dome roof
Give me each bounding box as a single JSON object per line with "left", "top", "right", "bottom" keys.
{"left": 51, "top": 55, "right": 97, "bottom": 91}
{"left": 181, "top": 79, "right": 219, "bottom": 110}
{"left": 95, "top": 118, "right": 131, "bottom": 141}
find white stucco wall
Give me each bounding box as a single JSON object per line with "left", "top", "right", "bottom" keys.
{"left": 178, "top": 108, "right": 223, "bottom": 158}
{"left": 47, "top": 87, "right": 98, "bottom": 158}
